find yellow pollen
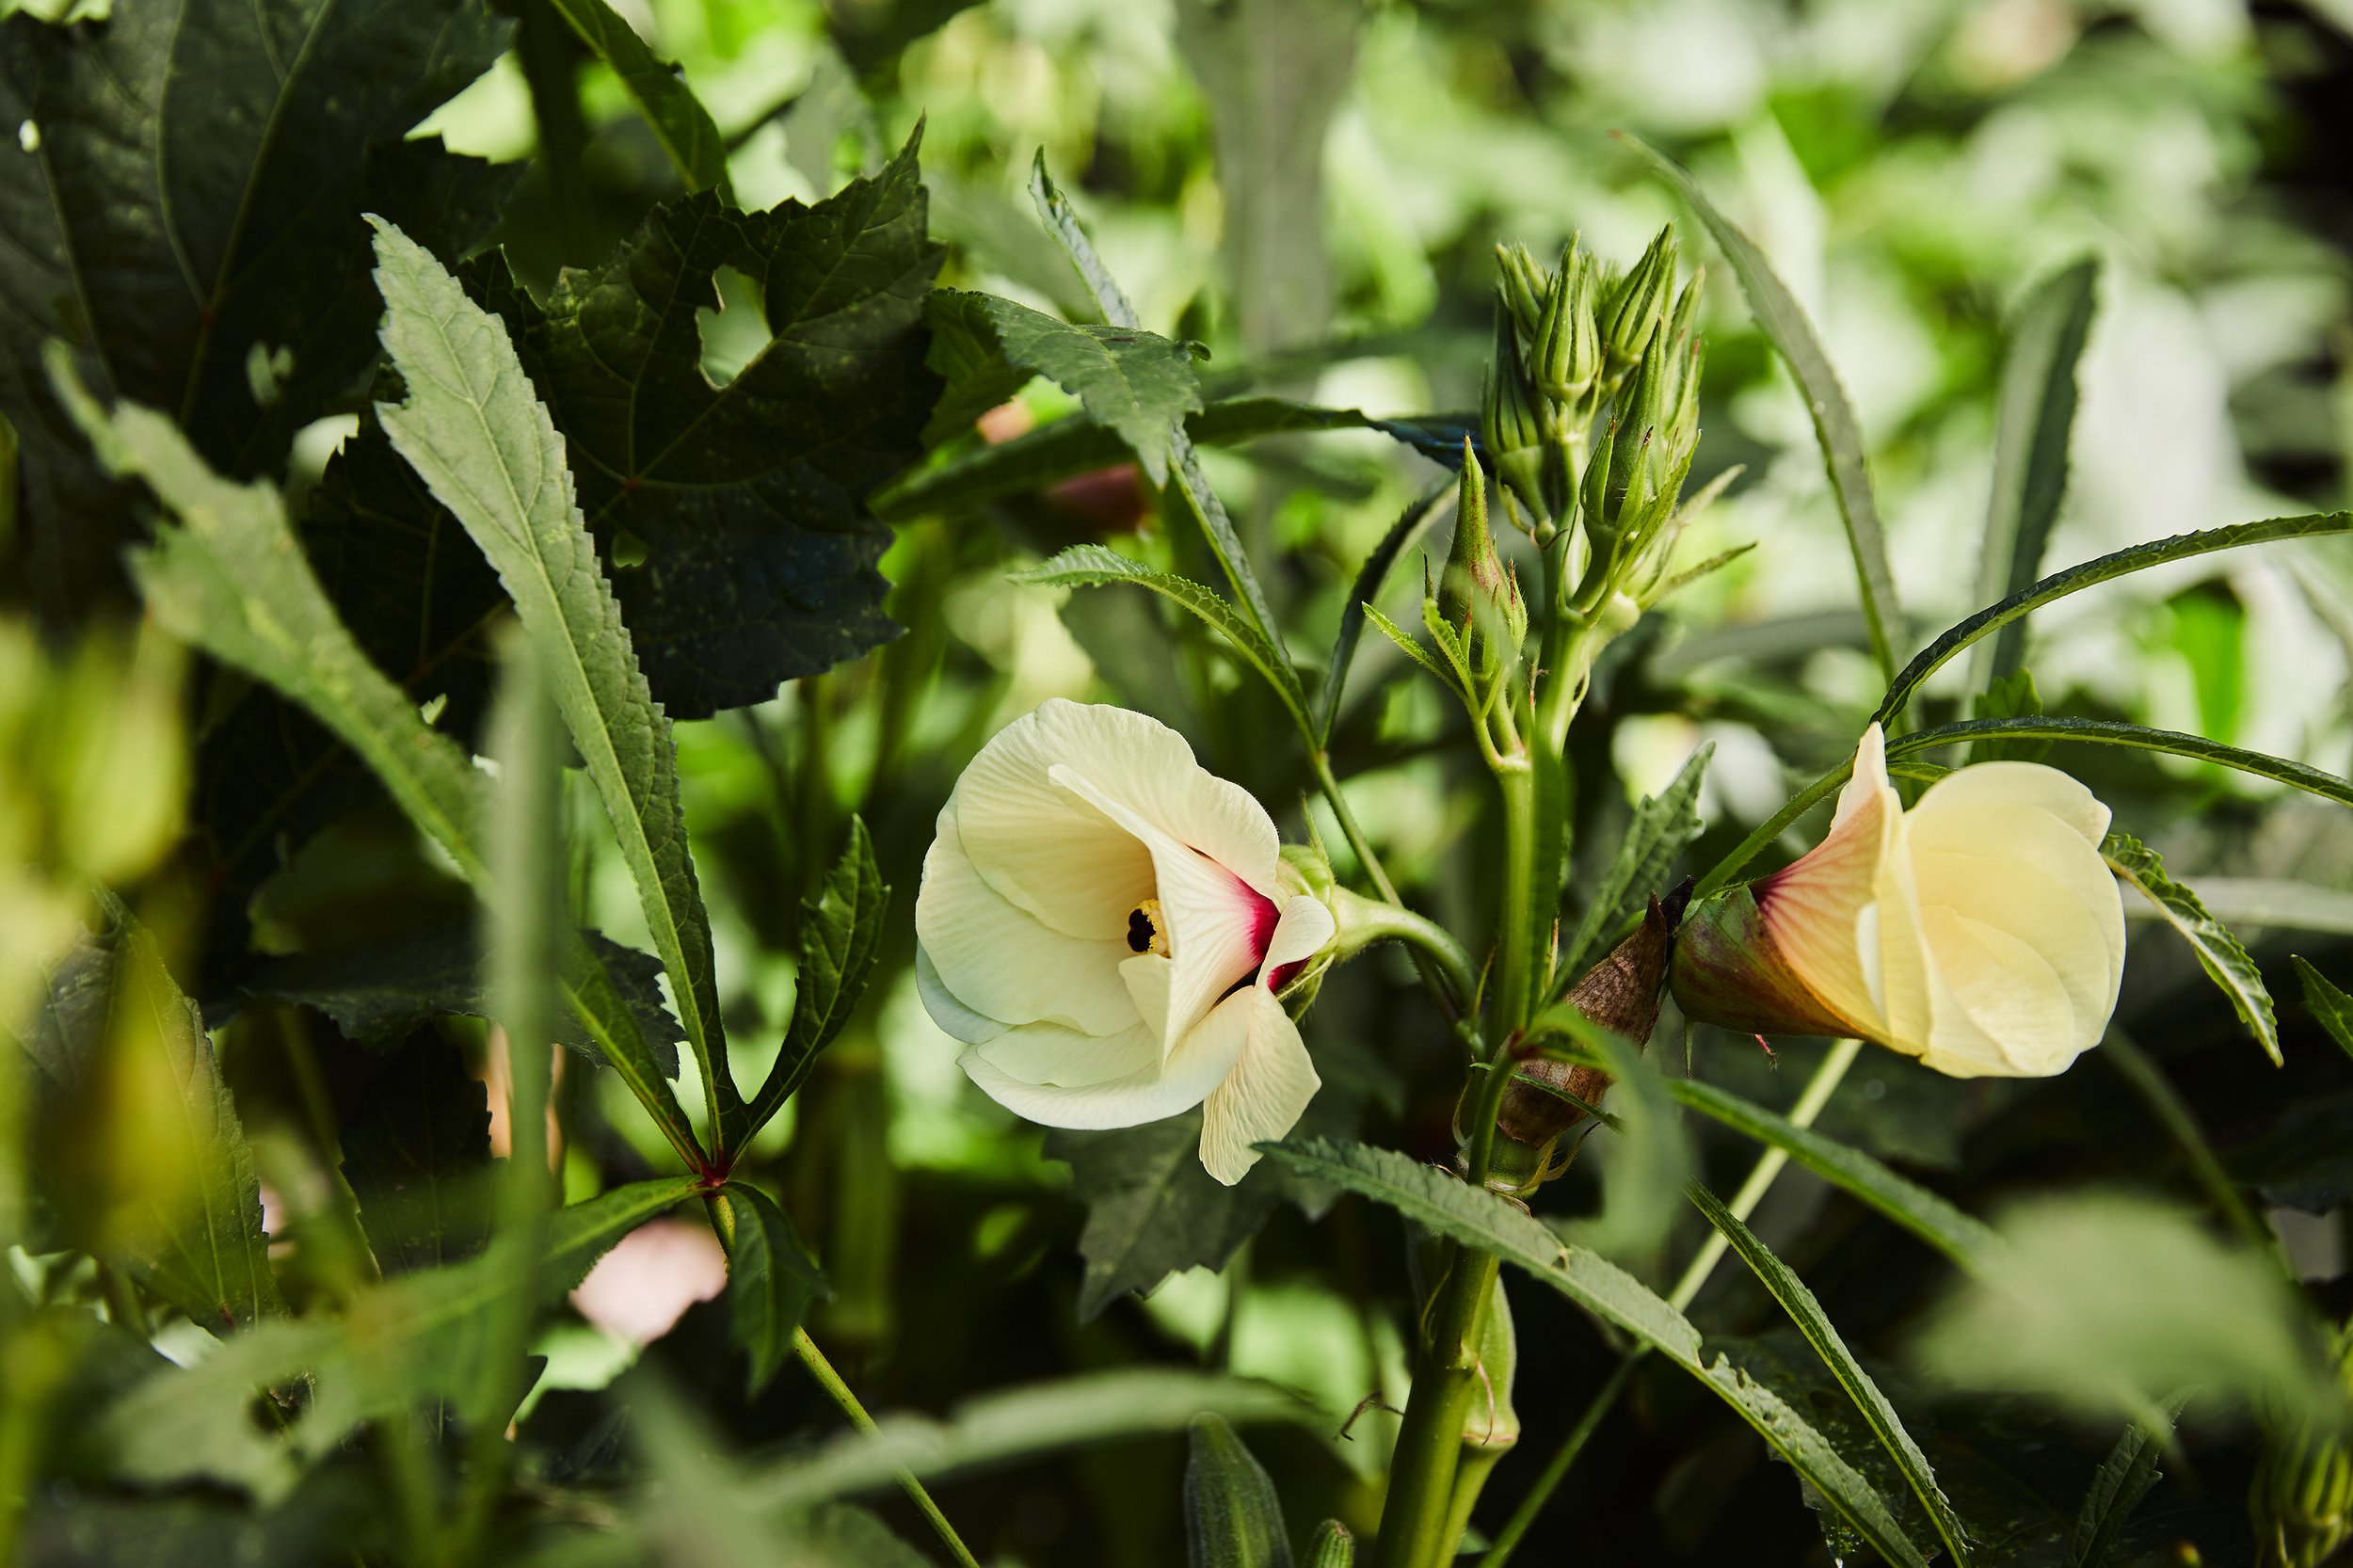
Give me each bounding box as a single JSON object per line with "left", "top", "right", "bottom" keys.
{"left": 1126, "top": 898, "right": 1169, "bottom": 956}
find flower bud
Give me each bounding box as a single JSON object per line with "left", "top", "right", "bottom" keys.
{"left": 1602, "top": 225, "right": 1677, "bottom": 371}
{"left": 1481, "top": 301, "right": 1550, "bottom": 520}
{"left": 1672, "top": 725, "right": 2127, "bottom": 1078}
{"left": 1439, "top": 444, "right": 1529, "bottom": 681}
{"left": 1532, "top": 249, "right": 1602, "bottom": 415}
{"left": 1494, "top": 242, "right": 1548, "bottom": 343}
{"left": 1496, "top": 893, "right": 1678, "bottom": 1148}
{"left": 2249, "top": 1319, "right": 2353, "bottom": 1568}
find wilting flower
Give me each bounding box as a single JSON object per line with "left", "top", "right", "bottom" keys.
{"left": 916, "top": 700, "right": 1336, "bottom": 1183}
{"left": 1673, "top": 724, "right": 2125, "bottom": 1077}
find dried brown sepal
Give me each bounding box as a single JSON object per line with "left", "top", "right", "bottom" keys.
{"left": 1496, "top": 894, "right": 1675, "bottom": 1147}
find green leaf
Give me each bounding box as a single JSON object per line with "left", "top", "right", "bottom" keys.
{"left": 2062, "top": 1406, "right": 2178, "bottom": 1568}
{"left": 1686, "top": 1182, "right": 1971, "bottom": 1566}
{"left": 488, "top": 136, "right": 941, "bottom": 717}
{"left": 19, "top": 896, "right": 283, "bottom": 1335}
{"left": 1017, "top": 545, "right": 1314, "bottom": 738}
{"left": 1875, "top": 512, "right": 2351, "bottom": 726}
{"left": 337, "top": 1031, "right": 493, "bottom": 1277}
{"left": 1625, "top": 135, "right": 1900, "bottom": 680}
{"left": 1557, "top": 743, "right": 1711, "bottom": 985}
{"left": 371, "top": 217, "right": 738, "bottom": 1143}
{"left": 2292, "top": 957, "right": 2353, "bottom": 1062}
{"left": 722, "top": 1183, "right": 832, "bottom": 1395}
{"left": 543, "top": 0, "right": 731, "bottom": 200}
{"left": 1913, "top": 1192, "right": 2333, "bottom": 1432}
{"left": 1049, "top": 1112, "right": 1278, "bottom": 1322}
{"left": 745, "top": 818, "right": 890, "bottom": 1137}
{"left": 1969, "top": 668, "right": 2052, "bottom": 764}
{"left": 1976, "top": 258, "right": 2099, "bottom": 689}
{"left": 1026, "top": 155, "right": 1286, "bottom": 653}
{"left": 59, "top": 355, "right": 705, "bottom": 1171}
{"left": 1184, "top": 1414, "right": 1293, "bottom": 1568}
{"left": 246, "top": 926, "right": 683, "bottom": 1073}
{"left": 0, "top": 0, "right": 513, "bottom": 627}
{"left": 1882, "top": 717, "right": 2353, "bottom": 809}
{"left": 2102, "top": 831, "right": 2279, "bottom": 1064}
{"left": 1260, "top": 1137, "right": 1931, "bottom": 1568}
{"left": 1546, "top": 1019, "right": 1690, "bottom": 1264}
{"left": 924, "top": 290, "right": 1205, "bottom": 483}
{"left": 750, "top": 1368, "right": 1319, "bottom": 1510}
{"left": 1361, "top": 603, "right": 1465, "bottom": 694}
{"left": 1320, "top": 477, "right": 1452, "bottom": 743}
{"left": 872, "top": 394, "right": 1470, "bottom": 520}
{"left": 1664, "top": 1077, "right": 2000, "bottom": 1270}
{"left": 94, "top": 1175, "right": 700, "bottom": 1499}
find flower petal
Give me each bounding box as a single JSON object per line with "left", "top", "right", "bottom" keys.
{"left": 970, "top": 1016, "right": 1160, "bottom": 1089}
{"left": 1758, "top": 725, "right": 1904, "bottom": 1038}
{"left": 1197, "top": 989, "right": 1321, "bottom": 1185}
{"left": 1262, "top": 894, "right": 1336, "bottom": 979}
{"left": 915, "top": 943, "right": 1007, "bottom": 1045}
{"left": 956, "top": 995, "right": 1250, "bottom": 1130}
{"left": 1913, "top": 760, "right": 2112, "bottom": 847}
{"left": 1918, "top": 908, "right": 2084, "bottom": 1076}
{"left": 947, "top": 703, "right": 1160, "bottom": 940}
{"left": 915, "top": 815, "right": 1139, "bottom": 1036}
{"left": 1051, "top": 762, "right": 1275, "bottom": 1048}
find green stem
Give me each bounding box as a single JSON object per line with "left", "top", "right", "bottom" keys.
{"left": 1476, "top": 1040, "right": 1862, "bottom": 1566}
{"left": 1312, "top": 748, "right": 1403, "bottom": 905}
{"left": 1493, "top": 762, "right": 1539, "bottom": 1039}
{"left": 792, "top": 1328, "right": 981, "bottom": 1568}
{"left": 1328, "top": 888, "right": 1480, "bottom": 1012}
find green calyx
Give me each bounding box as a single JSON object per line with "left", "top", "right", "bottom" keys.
{"left": 1668, "top": 883, "right": 1855, "bottom": 1041}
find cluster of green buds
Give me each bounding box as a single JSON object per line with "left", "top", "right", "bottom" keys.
{"left": 2251, "top": 1315, "right": 2353, "bottom": 1568}
{"left": 1486, "top": 227, "right": 1708, "bottom": 618}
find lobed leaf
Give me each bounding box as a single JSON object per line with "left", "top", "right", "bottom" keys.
{"left": 1018, "top": 545, "right": 1315, "bottom": 737}
{"left": 1625, "top": 135, "right": 1900, "bottom": 680}
{"left": 1184, "top": 1415, "right": 1293, "bottom": 1568}
{"left": 0, "top": 0, "right": 514, "bottom": 628}
{"left": 2062, "top": 1405, "right": 2178, "bottom": 1568}
{"left": 1260, "top": 1137, "right": 1932, "bottom": 1568}
{"left": 2102, "top": 832, "right": 2279, "bottom": 1064}
{"left": 1976, "top": 258, "right": 2099, "bottom": 689}
{"left": 1687, "top": 1182, "right": 1971, "bottom": 1565}
{"left": 1877, "top": 512, "right": 2352, "bottom": 725}
{"left": 371, "top": 218, "right": 738, "bottom": 1142}
{"left": 924, "top": 289, "right": 1204, "bottom": 483}
{"left": 745, "top": 819, "right": 890, "bottom": 1137}
{"left": 722, "top": 1183, "right": 833, "bottom": 1396}
{"left": 544, "top": 0, "right": 731, "bottom": 199}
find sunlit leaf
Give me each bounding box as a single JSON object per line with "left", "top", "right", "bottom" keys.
{"left": 2103, "top": 831, "right": 2279, "bottom": 1064}
{"left": 2293, "top": 957, "right": 2353, "bottom": 1063}
{"left": 744, "top": 818, "right": 889, "bottom": 1139}
{"left": 544, "top": 0, "right": 731, "bottom": 199}
{"left": 1557, "top": 743, "right": 1710, "bottom": 984}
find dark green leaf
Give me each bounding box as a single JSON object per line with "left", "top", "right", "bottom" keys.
{"left": 63, "top": 360, "right": 705, "bottom": 1169}
{"left": 2102, "top": 832, "right": 2279, "bottom": 1064}
{"left": 0, "top": 0, "right": 513, "bottom": 627}
{"left": 489, "top": 136, "right": 941, "bottom": 718}
{"left": 1625, "top": 135, "right": 1900, "bottom": 680}
{"left": 2063, "top": 1407, "right": 2177, "bottom": 1568}
{"left": 1557, "top": 743, "right": 1711, "bottom": 985}
{"left": 1029, "top": 150, "right": 1144, "bottom": 330}
{"left": 2292, "top": 956, "right": 2353, "bottom": 1063}
{"left": 745, "top": 818, "right": 890, "bottom": 1138}
{"left": 1016, "top": 545, "right": 1314, "bottom": 738}
{"left": 1977, "top": 258, "right": 2099, "bottom": 688}
{"left": 1321, "top": 478, "right": 1452, "bottom": 743}
{"left": 1260, "top": 1137, "right": 1931, "bottom": 1568}
{"left": 1876, "top": 512, "right": 2351, "bottom": 726}
{"left": 24, "top": 1470, "right": 381, "bottom": 1568}
{"left": 1970, "top": 668, "right": 2052, "bottom": 764}
{"left": 872, "top": 394, "right": 1470, "bottom": 520}
{"left": 1686, "top": 1182, "right": 1970, "bottom": 1565}
{"left": 544, "top": 0, "right": 731, "bottom": 199}
{"left": 373, "top": 216, "right": 738, "bottom": 1138}
{"left": 246, "top": 926, "right": 682, "bottom": 1075}
{"left": 924, "top": 290, "right": 1204, "bottom": 482}
{"left": 1664, "top": 1077, "right": 1999, "bottom": 1270}
{"left": 722, "top": 1183, "right": 832, "bottom": 1395}
{"left": 336, "top": 1030, "right": 493, "bottom": 1276}
{"left": 1184, "top": 1414, "right": 1292, "bottom": 1568}
{"left": 17, "top": 896, "right": 283, "bottom": 1335}
{"left": 1050, "top": 1112, "right": 1278, "bottom": 1322}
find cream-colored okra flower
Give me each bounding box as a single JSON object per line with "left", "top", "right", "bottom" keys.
{"left": 1673, "top": 724, "right": 2126, "bottom": 1077}
{"left": 916, "top": 700, "right": 1336, "bottom": 1183}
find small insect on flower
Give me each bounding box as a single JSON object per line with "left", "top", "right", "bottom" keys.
{"left": 915, "top": 700, "right": 1336, "bottom": 1183}
{"left": 1673, "top": 724, "right": 2127, "bottom": 1078}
